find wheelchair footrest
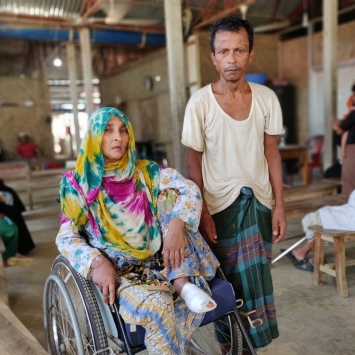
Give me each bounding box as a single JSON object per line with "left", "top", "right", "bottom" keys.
{"left": 200, "top": 277, "right": 236, "bottom": 326}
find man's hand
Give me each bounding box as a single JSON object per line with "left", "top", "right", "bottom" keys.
{"left": 272, "top": 205, "right": 287, "bottom": 243}
{"left": 92, "top": 259, "right": 117, "bottom": 305}
{"left": 163, "top": 218, "right": 186, "bottom": 269}
{"left": 199, "top": 209, "right": 218, "bottom": 244}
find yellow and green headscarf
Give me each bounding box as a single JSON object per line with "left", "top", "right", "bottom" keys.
{"left": 60, "top": 107, "right": 161, "bottom": 260}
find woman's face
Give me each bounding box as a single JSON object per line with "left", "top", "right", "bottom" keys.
{"left": 101, "top": 116, "right": 129, "bottom": 164}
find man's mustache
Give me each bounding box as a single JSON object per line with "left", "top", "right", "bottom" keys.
{"left": 224, "top": 66, "right": 241, "bottom": 71}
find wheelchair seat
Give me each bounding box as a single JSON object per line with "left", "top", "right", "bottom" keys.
{"left": 117, "top": 277, "right": 236, "bottom": 347}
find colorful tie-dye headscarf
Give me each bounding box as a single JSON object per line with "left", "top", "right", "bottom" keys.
{"left": 60, "top": 107, "right": 161, "bottom": 260}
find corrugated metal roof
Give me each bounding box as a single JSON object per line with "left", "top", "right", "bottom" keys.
{"left": 0, "top": 0, "right": 304, "bottom": 26}
{"left": 0, "top": 0, "right": 341, "bottom": 33}
{"left": 0, "top": 0, "right": 84, "bottom": 19}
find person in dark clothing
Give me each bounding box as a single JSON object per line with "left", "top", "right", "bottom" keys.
{"left": 333, "top": 111, "right": 355, "bottom": 197}
{"left": 0, "top": 179, "right": 35, "bottom": 255}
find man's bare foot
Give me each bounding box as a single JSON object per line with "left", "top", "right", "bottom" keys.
{"left": 291, "top": 249, "right": 307, "bottom": 262}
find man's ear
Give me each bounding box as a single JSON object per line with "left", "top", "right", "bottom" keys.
{"left": 249, "top": 50, "right": 254, "bottom": 63}
{"left": 211, "top": 51, "right": 216, "bottom": 65}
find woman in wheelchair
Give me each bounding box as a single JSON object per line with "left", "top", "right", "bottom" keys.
{"left": 56, "top": 107, "right": 220, "bottom": 355}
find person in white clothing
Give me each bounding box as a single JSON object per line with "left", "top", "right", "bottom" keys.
{"left": 284, "top": 190, "right": 355, "bottom": 272}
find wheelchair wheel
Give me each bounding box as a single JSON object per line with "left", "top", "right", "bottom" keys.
{"left": 186, "top": 312, "right": 242, "bottom": 355}
{"left": 44, "top": 255, "right": 109, "bottom": 355}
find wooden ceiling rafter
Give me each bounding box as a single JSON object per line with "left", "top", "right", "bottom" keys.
{"left": 80, "top": 0, "right": 89, "bottom": 16}
{"left": 271, "top": 0, "right": 282, "bottom": 22}
{"left": 87, "top": 22, "right": 165, "bottom": 33}
{"left": 193, "top": 0, "right": 255, "bottom": 30}
{"left": 287, "top": 1, "right": 306, "bottom": 24}
{"left": 192, "top": 0, "right": 219, "bottom": 26}
{"left": 309, "top": 0, "right": 316, "bottom": 19}
{"left": 81, "top": 0, "right": 106, "bottom": 20}
{"left": 224, "top": 0, "right": 236, "bottom": 8}
{"left": 341, "top": 0, "right": 351, "bottom": 9}
{"left": 315, "top": 0, "right": 322, "bottom": 17}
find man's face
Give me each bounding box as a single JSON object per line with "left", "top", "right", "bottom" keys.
{"left": 211, "top": 29, "right": 254, "bottom": 82}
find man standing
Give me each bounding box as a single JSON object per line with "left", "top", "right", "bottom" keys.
{"left": 182, "top": 16, "right": 286, "bottom": 350}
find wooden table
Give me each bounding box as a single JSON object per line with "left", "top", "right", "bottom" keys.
{"left": 0, "top": 302, "right": 48, "bottom": 355}
{"left": 279, "top": 145, "right": 309, "bottom": 185}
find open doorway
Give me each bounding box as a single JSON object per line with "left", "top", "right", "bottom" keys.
{"left": 51, "top": 112, "right": 88, "bottom": 159}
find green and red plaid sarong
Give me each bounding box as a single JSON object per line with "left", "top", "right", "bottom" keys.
{"left": 211, "top": 187, "right": 279, "bottom": 349}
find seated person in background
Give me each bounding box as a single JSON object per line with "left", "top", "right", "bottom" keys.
{"left": 340, "top": 84, "right": 355, "bottom": 158}
{"left": 283, "top": 190, "right": 355, "bottom": 272}
{"left": 0, "top": 213, "right": 32, "bottom": 268}
{"left": 333, "top": 111, "right": 355, "bottom": 197}
{"left": 0, "top": 179, "right": 35, "bottom": 256}
{"left": 16, "top": 132, "right": 40, "bottom": 160}
{"left": 0, "top": 179, "right": 26, "bottom": 213}
{"left": 57, "top": 107, "right": 219, "bottom": 355}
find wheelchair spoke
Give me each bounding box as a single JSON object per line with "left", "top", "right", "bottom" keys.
{"left": 187, "top": 314, "right": 242, "bottom": 355}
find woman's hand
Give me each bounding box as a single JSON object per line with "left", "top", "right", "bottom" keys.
{"left": 163, "top": 218, "right": 186, "bottom": 269}
{"left": 91, "top": 258, "right": 117, "bottom": 305}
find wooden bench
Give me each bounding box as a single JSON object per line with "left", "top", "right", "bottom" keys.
{"left": 0, "top": 237, "right": 8, "bottom": 306}
{"left": 309, "top": 225, "right": 355, "bottom": 297}
{"left": 285, "top": 194, "right": 348, "bottom": 218}
{"left": 0, "top": 162, "right": 67, "bottom": 209}
{"left": 0, "top": 302, "right": 48, "bottom": 355}
{"left": 283, "top": 181, "right": 341, "bottom": 204}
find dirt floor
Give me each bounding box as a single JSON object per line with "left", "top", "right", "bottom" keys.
{"left": 4, "top": 185, "right": 355, "bottom": 355}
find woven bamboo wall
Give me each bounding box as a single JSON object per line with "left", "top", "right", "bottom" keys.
{"left": 280, "top": 19, "right": 355, "bottom": 144}
{"left": 313, "top": 20, "right": 355, "bottom": 67}
{"left": 100, "top": 47, "right": 176, "bottom": 165}
{"left": 0, "top": 77, "right": 53, "bottom": 160}
{"left": 279, "top": 36, "right": 309, "bottom": 144}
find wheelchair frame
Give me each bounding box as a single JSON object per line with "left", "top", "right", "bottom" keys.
{"left": 44, "top": 255, "right": 258, "bottom": 355}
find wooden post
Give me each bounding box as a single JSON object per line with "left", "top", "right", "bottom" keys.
{"left": 79, "top": 28, "right": 94, "bottom": 116}
{"left": 164, "top": 0, "right": 187, "bottom": 175}
{"left": 25, "top": 162, "right": 33, "bottom": 210}
{"left": 307, "top": 21, "right": 313, "bottom": 137}
{"left": 313, "top": 231, "right": 325, "bottom": 286}
{"left": 66, "top": 35, "right": 81, "bottom": 156}
{"left": 322, "top": 0, "right": 337, "bottom": 170}
{"left": 334, "top": 236, "right": 348, "bottom": 297}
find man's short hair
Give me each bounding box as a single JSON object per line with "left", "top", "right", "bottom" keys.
{"left": 352, "top": 84, "right": 355, "bottom": 93}
{"left": 210, "top": 15, "right": 254, "bottom": 53}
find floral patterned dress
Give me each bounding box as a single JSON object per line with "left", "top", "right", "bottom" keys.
{"left": 56, "top": 168, "right": 219, "bottom": 355}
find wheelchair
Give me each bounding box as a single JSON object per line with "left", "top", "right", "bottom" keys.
{"left": 43, "top": 255, "right": 259, "bottom": 355}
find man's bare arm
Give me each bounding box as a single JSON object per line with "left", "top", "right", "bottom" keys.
{"left": 188, "top": 148, "right": 217, "bottom": 244}
{"left": 264, "top": 133, "right": 287, "bottom": 243}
